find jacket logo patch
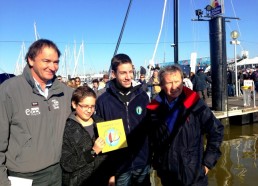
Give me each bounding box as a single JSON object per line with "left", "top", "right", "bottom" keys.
{"left": 31, "top": 102, "right": 38, "bottom": 106}
{"left": 136, "top": 106, "right": 143, "bottom": 115}
{"left": 51, "top": 99, "right": 59, "bottom": 109}
{"left": 25, "top": 107, "right": 40, "bottom": 116}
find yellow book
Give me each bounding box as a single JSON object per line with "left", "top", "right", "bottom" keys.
{"left": 96, "top": 118, "right": 128, "bottom": 153}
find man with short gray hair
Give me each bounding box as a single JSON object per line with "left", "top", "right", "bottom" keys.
{"left": 147, "top": 65, "right": 224, "bottom": 186}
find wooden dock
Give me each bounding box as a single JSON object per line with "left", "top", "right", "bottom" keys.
{"left": 207, "top": 96, "right": 258, "bottom": 124}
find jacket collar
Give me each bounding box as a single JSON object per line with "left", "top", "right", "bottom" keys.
{"left": 68, "top": 112, "right": 103, "bottom": 126}
{"left": 22, "top": 64, "right": 63, "bottom": 97}
{"left": 147, "top": 87, "right": 200, "bottom": 110}
{"left": 182, "top": 86, "right": 200, "bottom": 109}
{"left": 107, "top": 79, "right": 142, "bottom": 97}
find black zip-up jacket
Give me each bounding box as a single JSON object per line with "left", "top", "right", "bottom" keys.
{"left": 60, "top": 114, "right": 111, "bottom": 186}
{"left": 194, "top": 71, "right": 212, "bottom": 91}
{"left": 96, "top": 79, "right": 150, "bottom": 174}
{"left": 147, "top": 87, "right": 224, "bottom": 185}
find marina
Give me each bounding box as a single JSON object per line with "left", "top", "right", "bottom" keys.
{"left": 1, "top": 1, "right": 258, "bottom": 185}
{"left": 207, "top": 95, "right": 258, "bottom": 125}
{"left": 206, "top": 92, "right": 258, "bottom": 185}
{"left": 209, "top": 123, "right": 258, "bottom": 186}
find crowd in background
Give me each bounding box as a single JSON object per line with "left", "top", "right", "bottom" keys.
{"left": 55, "top": 66, "right": 213, "bottom": 104}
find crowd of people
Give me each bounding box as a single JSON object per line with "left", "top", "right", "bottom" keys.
{"left": 226, "top": 66, "right": 258, "bottom": 97}
{"left": 0, "top": 39, "right": 224, "bottom": 186}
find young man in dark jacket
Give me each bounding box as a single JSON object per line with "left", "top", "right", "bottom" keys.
{"left": 147, "top": 65, "right": 224, "bottom": 186}
{"left": 96, "top": 53, "right": 150, "bottom": 186}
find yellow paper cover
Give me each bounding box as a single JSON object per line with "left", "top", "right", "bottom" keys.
{"left": 96, "top": 118, "right": 128, "bottom": 153}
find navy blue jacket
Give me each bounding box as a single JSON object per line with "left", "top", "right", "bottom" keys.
{"left": 194, "top": 70, "right": 212, "bottom": 91}
{"left": 96, "top": 80, "right": 150, "bottom": 174}
{"left": 147, "top": 87, "right": 224, "bottom": 185}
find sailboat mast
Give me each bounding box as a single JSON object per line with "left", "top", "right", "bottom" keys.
{"left": 34, "top": 22, "right": 40, "bottom": 41}
{"left": 174, "top": 0, "right": 179, "bottom": 64}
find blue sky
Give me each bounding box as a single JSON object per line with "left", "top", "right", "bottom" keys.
{"left": 0, "top": 0, "right": 258, "bottom": 76}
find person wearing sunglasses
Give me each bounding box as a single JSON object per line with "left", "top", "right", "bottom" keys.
{"left": 74, "top": 77, "right": 81, "bottom": 88}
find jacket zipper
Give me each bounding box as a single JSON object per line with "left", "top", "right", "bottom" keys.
{"left": 125, "top": 102, "right": 130, "bottom": 132}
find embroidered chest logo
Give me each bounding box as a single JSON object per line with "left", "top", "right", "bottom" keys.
{"left": 25, "top": 102, "right": 40, "bottom": 116}
{"left": 136, "top": 106, "right": 143, "bottom": 115}
{"left": 51, "top": 99, "right": 60, "bottom": 109}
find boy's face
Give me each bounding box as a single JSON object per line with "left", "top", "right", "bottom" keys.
{"left": 112, "top": 63, "right": 134, "bottom": 88}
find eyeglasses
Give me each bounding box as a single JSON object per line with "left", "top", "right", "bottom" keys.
{"left": 75, "top": 80, "right": 80, "bottom": 82}
{"left": 77, "top": 103, "right": 95, "bottom": 110}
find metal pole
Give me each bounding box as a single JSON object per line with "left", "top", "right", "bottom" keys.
{"left": 174, "top": 0, "right": 178, "bottom": 64}
{"left": 234, "top": 41, "right": 238, "bottom": 97}
{"left": 209, "top": 16, "right": 227, "bottom": 111}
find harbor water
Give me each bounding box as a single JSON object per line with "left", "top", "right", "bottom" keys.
{"left": 208, "top": 123, "right": 258, "bottom": 186}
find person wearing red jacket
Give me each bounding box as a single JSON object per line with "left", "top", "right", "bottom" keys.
{"left": 147, "top": 65, "right": 224, "bottom": 186}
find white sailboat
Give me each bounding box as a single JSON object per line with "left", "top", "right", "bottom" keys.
{"left": 14, "top": 42, "right": 26, "bottom": 75}
{"left": 14, "top": 22, "right": 39, "bottom": 76}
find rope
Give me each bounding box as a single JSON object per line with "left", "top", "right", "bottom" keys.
{"left": 108, "top": 0, "right": 133, "bottom": 76}
{"left": 113, "top": 0, "right": 133, "bottom": 56}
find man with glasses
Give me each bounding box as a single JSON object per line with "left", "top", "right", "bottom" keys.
{"left": 0, "top": 39, "right": 73, "bottom": 186}
{"left": 96, "top": 53, "right": 151, "bottom": 186}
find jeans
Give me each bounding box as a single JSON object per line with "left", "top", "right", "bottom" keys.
{"left": 157, "top": 169, "right": 208, "bottom": 186}
{"left": 8, "top": 163, "right": 62, "bottom": 186}
{"left": 228, "top": 84, "right": 235, "bottom": 96}
{"left": 116, "top": 165, "right": 151, "bottom": 186}
{"left": 197, "top": 89, "right": 207, "bottom": 102}
{"left": 255, "top": 81, "right": 258, "bottom": 92}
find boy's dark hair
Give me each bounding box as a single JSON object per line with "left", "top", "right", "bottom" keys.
{"left": 111, "top": 53, "right": 132, "bottom": 72}
{"left": 72, "top": 86, "right": 96, "bottom": 104}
